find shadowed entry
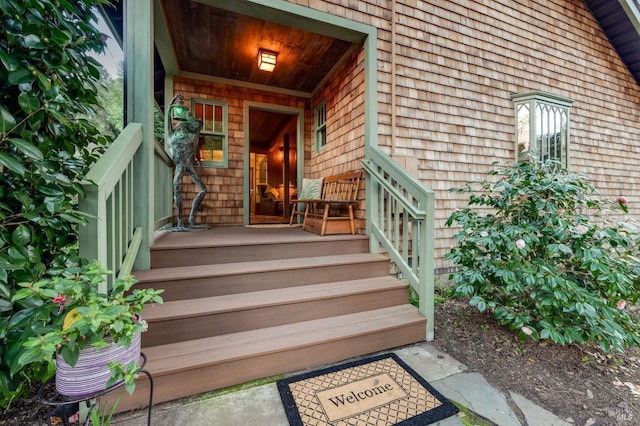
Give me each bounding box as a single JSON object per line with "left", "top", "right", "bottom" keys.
{"left": 249, "top": 108, "right": 298, "bottom": 224}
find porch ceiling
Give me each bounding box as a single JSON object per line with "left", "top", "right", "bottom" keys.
{"left": 159, "top": 0, "right": 355, "bottom": 94}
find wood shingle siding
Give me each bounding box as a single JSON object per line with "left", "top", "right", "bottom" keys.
{"left": 172, "top": 0, "right": 640, "bottom": 269}
{"left": 293, "top": 0, "right": 640, "bottom": 268}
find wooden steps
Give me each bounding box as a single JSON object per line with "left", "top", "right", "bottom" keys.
{"left": 133, "top": 253, "right": 390, "bottom": 300}
{"left": 115, "top": 228, "right": 426, "bottom": 412}
{"left": 149, "top": 228, "right": 370, "bottom": 268}
{"left": 118, "top": 305, "right": 425, "bottom": 412}
{"left": 141, "top": 276, "right": 410, "bottom": 346}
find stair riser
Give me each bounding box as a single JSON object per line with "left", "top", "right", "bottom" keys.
{"left": 111, "top": 320, "right": 426, "bottom": 413}
{"left": 151, "top": 239, "right": 369, "bottom": 268}
{"left": 136, "top": 262, "right": 391, "bottom": 301}
{"left": 142, "top": 288, "right": 410, "bottom": 346}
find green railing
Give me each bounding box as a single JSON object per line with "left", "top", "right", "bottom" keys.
{"left": 154, "top": 136, "right": 174, "bottom": 230}
{"left": 361, "top": 149, "right": 436, "bottom": 340}
{"left": 78, "top": 123, "right": 173, "bottom": 290}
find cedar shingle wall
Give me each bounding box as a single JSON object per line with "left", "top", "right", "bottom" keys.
{"left": 173, "top": 0, "right": 640, "bottom": 269}
{"left": 293, "top": 0, "right": 640, "bottom": 269}
{"left": 311, "top": 48, "right": 366, "bottom": 228}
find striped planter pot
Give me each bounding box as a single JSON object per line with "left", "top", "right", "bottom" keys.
{"left": 55, "top": 332, "right": 141, "bottom": 399}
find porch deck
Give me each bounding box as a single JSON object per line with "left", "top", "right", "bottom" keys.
{"left": 148, "top": 225, "right": 369, "bottom": 268}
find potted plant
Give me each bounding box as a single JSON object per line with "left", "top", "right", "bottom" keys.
{"left": 12, "top": 261, "right": 163, "bottom": 397}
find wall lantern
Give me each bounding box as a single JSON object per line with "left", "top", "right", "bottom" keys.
{"left": 257, "top": 49, "right": 277, "bottom": 72}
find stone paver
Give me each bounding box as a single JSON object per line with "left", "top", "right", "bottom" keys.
{"left": 510, "top": 391, "right": 573, "bottom": 426}
{"left": 432, "top": 372, "right": 521, "bottom": 426}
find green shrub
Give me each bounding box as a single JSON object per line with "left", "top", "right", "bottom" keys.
{"left": 445, "top": 160, "right": 640, "bottom": 353}
{"left": 1, "top": 0, "right": 111, "bottom": 407}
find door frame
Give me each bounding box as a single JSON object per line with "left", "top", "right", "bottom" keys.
{"left": 243, "top": 101, "right": 304, "bottom": 225}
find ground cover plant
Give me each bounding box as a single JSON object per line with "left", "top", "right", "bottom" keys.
{"left": 445, "top": 160, "right": 640, "bottom": 353}
{"left": 0, "top": 0, "right": 112, "bottom": 408}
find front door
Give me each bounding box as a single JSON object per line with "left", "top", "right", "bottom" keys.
{"left": 245, "top": 104, "right": 303, "bottom": 225}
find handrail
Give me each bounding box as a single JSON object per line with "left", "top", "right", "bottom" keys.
{"left": 361, "top": 148, "right": 436, "bottom": 340}
{"left": 78, "top": 123, "right": 143, "bottom": 291}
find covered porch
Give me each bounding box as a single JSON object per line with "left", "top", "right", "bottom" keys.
{"left": 86, "top": 0, "right": 437, "bottom": 409}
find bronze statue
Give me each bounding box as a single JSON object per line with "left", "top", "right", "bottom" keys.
{"left": 165, "top": 94, "right": 207, "bottom": 231}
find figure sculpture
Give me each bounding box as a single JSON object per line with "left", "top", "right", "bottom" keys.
{"left": 165, "top": 94, "right": 207, "bottom": 231}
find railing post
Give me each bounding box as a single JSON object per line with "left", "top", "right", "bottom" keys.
{"left": 422, "top": 192, "right": 436, "bottom": 341}
{"left": 126, "top": 0, "right": 155, "bottom": 270}
{"left": 366, "top": 166, "right": 380, "bottom": 253}
{"left": 78, "top": 183, "right": 108, "bottom": 292}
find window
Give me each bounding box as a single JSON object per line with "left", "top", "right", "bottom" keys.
{"left": 191, "top": 98, "right": 228, "bottom": 167}
{"left": 511, "top": 92, "right": 573, "bottom": 169}
{"left": 314, "top": 100, "right": 327, "bottom": 151}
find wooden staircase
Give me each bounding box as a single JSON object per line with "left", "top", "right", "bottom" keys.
{"left": 115, "top": 227, "right": 426, "bottom": 412}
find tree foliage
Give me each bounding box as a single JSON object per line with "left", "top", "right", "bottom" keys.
{"left": 446, "top": 160, "right": 640, "bottom": 353}
{"left": 94, "top": 62, "right": 123, "bottom": 137}
{"left": 0, "top": 0, "right": 112, "bottom": 407}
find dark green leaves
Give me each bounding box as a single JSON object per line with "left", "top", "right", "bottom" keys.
{"left": 1, "top": 0, "right": 112, "bottom": 408}
{"left": 7, "top": 138, "right": 43, "bottom": 161}
{"left": 0, "top": 105, "right": 16, "bottom": 134}
{"left": 0, "top": 152, "right": 26, "bottom": 175}
{"left": 17, "top": 92, "right": 40, "bottom": 114}
{"left": 446, "top": 159, "right": 640, "bottom": 354}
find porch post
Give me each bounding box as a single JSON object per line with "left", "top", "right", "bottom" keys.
{"left": 126, "top": 0, "right": 155, "bottom": 270}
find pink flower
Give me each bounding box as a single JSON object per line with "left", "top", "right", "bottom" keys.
{"left": 53, "top": 295, "right": 66, "bottom": 313}
{"left": 515, "top": 239, "right": 526, "bottom": 250}
{"left": 617, "top": 300, "right": 627, "bottom": 310}
{"left": 616, "top": 196, "right": 628, "bottom": 205}
{"left": 521, "top": 326, "right": 533, "bottom": 336}
{"left": 575, "top": 225, "right": 588, "bottom": 235}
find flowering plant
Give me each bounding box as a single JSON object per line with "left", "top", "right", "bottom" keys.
{"left": 12, "top": 261, "right": 163, "bottom": 392}
{"left": 446, "top": 159, "right": 640, "bottom": 353}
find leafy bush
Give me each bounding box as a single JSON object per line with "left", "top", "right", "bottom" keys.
{"left": 1, "top": 0, "right": 111, "bottom": 407}
{"left": 445, "top": 160, "right": 640, "bottom": 353}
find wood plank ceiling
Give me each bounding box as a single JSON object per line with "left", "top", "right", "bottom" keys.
{"left": 160, "top": 0, "right": 354, "bottom": 93}
{"left": 157, "top": 0, "right": 356, "bottom": 147}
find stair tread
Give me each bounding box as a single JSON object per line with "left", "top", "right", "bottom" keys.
{"left": 133, "top": 253, "right": 386, "bottom": 282}
{"left": 151, "top": 228, "right": 368, "bottom": 250}
{"left": 143, "top": 276, "right": 408, "bottom": 321}
{"left": 143, "top": 304, "right": 424, "bottom": 375}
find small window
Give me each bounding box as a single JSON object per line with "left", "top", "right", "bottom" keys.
{"left": 314, "top": 100, "right": 327, "bottom": 151}
{"left": 191, "top": 98, "right": 228, "bottom": 167}
{"left": 511, "top": 92, "right": 573, "bottom": 169}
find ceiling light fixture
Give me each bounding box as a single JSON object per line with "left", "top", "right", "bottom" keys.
{"left": 257, "top": 49, "right": 277, "bottom": 72}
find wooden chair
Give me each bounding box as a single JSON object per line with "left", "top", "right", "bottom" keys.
{"left": 290, "top": 170, "right": 363, "bottom": 236}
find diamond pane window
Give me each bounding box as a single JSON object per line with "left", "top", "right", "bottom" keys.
{"left": 511, "top": 92, "right": 573, "bottom": 170}
{"left": 191, "top": 99, "right": 228, "bottom": 167}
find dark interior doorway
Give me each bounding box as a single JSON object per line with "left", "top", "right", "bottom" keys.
{"left": 249, "top": 109, "right": 298, "bottom": 224}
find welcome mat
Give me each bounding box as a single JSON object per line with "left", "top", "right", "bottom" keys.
{"left": 277, "top": 353, "right": 459, "bottom": 426}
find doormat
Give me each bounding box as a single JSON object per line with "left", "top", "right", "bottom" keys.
{"left": 277, "top": 353, "right": 459, "bottom": 426}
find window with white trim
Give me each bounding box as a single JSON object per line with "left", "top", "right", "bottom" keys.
{"left": 314, "top": 100, "right": 327, "bottom": 151}
{"left": 511, "top": 92, "right": 573, "bottom": 169}
{"left": 191, "top": 98, "right": 228, "bottom": 167}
